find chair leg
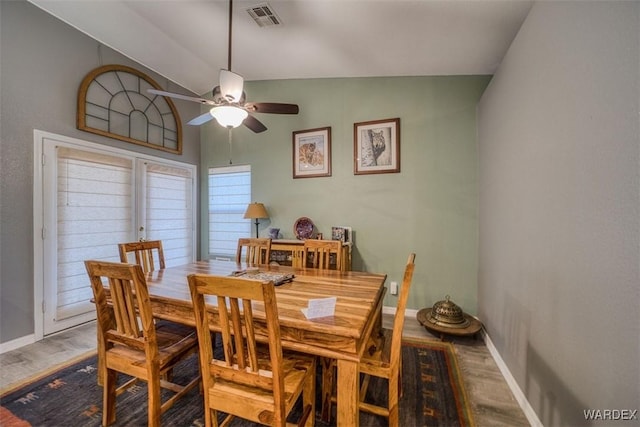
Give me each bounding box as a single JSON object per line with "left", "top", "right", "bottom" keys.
{"left": 387, "top": 372, "right": 400, "bottom": 427}
{"left": 208, "top": 407, "right": 216, "bottom": 427}
{"left": 320, "top": 357, "right": 334, "bottom": 422}
{"left": 398, "top": 355, "right": 403, "bottom": 398}
{"left": 103, "top": 369, "right": 117, "bottom": 426}
{"left": 147, "top": 368, "right": 162, "bottom": 427}
{"left": 360, "top": 374, "right": 372, "bottom": 401}
{"left": 301, "top": 360, "right": 316, "bottom": 427}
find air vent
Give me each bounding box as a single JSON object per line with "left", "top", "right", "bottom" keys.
{"left": 246, "top": 3, "right": 282, "bottom": 27}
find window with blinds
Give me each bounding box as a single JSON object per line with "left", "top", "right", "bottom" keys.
{"left": 208, "top": 165, "right": 251, "bottom": 258}
{"left": 142, "top": 162, "right": 194, "bottom": 267}
{"left": 56, "top": 147, "right": 134, "bottom": 320}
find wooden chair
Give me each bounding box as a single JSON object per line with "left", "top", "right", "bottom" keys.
{"left": 302, "top": 239, "right": 342, "bottom": 271}
{"left": 118, "top": 240, "right": 165, "bottom": 273}
{"left": 188, "top": 273, "right": 316, "bottom": 427}
{"left": 322, "top": 253, "right": 416, "bottom": 427}
{"left": 85, "top": 260, "right": 200, "bottom": 427}
{"left": 235, "top": 237, "right": 272, "bottom": 265}
{"left": 119, "top": 239, "right": 193, "bottom": 364}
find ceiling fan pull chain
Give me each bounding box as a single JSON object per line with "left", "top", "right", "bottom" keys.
{"left": 228, "top": 128, "right": 233, "bottom": 164}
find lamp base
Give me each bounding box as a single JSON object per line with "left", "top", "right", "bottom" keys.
{"left": 254, "top": 219, "right": 260, "bottom": 238}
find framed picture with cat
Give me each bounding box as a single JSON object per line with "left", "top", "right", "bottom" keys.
{"left": 293, "top": 126, "right": 332, "bottom": 178}
{"left": 353, "top": 118, "right": 400, "bottom": 175}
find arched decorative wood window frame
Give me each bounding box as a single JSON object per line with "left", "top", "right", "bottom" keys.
{"left": 77, "top": 64, "right": 182, "bottom": 154}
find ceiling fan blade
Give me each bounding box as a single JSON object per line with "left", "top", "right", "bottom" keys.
{"left": 243, "top": 115, "right": 267, "bottom": 133}
{"left": 246, "top": 102, "right": 299, "bottom": 114}
{"left": 187, "top": 111, "right": 214, "bottom": 126}
{"left": 219, "top": 69, "right": 244, "bottom": 102}
{"left": 148, "top": 89, "right": 216, "bottom": 106}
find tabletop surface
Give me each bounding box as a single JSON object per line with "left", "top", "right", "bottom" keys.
{"left": 142, "top": 260, "right": 387, "bottom": 356}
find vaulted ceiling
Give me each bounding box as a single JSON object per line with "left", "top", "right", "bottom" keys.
{"left": 28, "top": 0, "right": 533, "bottom": 96}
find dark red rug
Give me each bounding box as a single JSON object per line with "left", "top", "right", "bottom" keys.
{"left": 1, "top": 339, "right": 474, "bottom": 426}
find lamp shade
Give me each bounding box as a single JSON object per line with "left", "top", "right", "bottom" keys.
{"left": 244, "top": 202, "right": 269, "bottom": 219}
{"left": 210, "top": 105, "right": 248, "bottom": 128}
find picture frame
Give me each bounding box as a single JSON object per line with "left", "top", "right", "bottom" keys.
{"left": 331, "top": 226, "right": 352, "bottom": 243}
{"left": 353, "top": 118, "right": 400, "bottom": 175}
{"left": 292, "top": 127, "right": 332, "bottom": 178}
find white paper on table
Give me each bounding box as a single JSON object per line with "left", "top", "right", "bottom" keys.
{"left": 301, "top": 297, "right": 336, "bottom": 319}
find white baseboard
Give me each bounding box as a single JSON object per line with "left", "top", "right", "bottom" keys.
{"left": 0, "top": 333, "right": 36, "bottom": 354}
{"left": 383, "top": 306, "right": 417, "bottom": 317}
{"left": 482, "top": 330, "right": 542, "bottom": 427}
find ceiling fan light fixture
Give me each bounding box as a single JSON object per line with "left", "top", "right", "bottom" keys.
{"left": 146, "top": 0, "right": 298, "bottom": 133}
{"left": 210, "top": 105, "right": 248, "bottom": 128}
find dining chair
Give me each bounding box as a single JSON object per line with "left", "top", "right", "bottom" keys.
{"left": 188, "top": 273, "right": 316, "bottom": 427}
{"left": 118, "top": 240, "right": 165, "bottom": 273}
{"left": 119, "top": 239, "right": 195, "bottom": 367}
{"left": 321, "top": 253, "right": 416, "bottom": 427}
{"left": 84, "top": 260, "right": 200, "bottom": 427}
{"left": 302, "top": 239, "right": 342, "bottom": 271}
{"left": 235, "top": 237, "right": 272, "bottom": 265}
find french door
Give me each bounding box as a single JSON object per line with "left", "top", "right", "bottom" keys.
{"left": 35, "top": 131, "right": 196, "bottom": 336}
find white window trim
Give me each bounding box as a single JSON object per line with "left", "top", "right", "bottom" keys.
{"left": 33, "top": 130, "right": 197, "bottom": 341}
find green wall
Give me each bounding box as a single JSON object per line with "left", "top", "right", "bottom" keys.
{"left": 200, "top": 76, "right": 490, "bottom": 313}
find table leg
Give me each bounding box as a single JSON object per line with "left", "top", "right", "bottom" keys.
{"left": 336, "top": 359, "right": 359, "bottom": 426}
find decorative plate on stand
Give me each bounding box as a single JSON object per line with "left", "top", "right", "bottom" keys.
{"left": 293, "top": 217, "right": 314, "bottom": 240}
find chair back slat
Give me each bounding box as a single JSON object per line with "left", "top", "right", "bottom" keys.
{"left": 119, "top": 240, "right": 166, "bottom": 273}
{"left": 302, "top": 239, "right": 342, "bottom": 270}
{"left": 235, "top": 238, "right": 272, "bottom": 265}
{"left": 229, "top": 297, "right": 248, "bottom": 371}
{"left": 108, "top": 276, "right": 142, "bottom": 338}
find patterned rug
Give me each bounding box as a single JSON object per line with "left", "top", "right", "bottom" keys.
{"left": 0, "top": 339, "right": 474, "bottom": 426}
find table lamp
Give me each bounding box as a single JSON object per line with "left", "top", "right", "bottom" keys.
{"left": 244, "top": 202, "right": 269, "bottom": 238}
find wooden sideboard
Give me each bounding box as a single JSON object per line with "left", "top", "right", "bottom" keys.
{"left": 270, "top": 239, "right": 352, "bottom": 271}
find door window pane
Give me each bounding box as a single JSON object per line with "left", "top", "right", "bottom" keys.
{"left": 144, "top": 162, "right": 194, "bottom": 267}
{"left": 56, "top": 147, "right": 133, "bottom": 320}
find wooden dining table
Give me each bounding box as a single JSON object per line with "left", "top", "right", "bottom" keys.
{"left": 136, "top": 259, "right": 387, "bottom": 426}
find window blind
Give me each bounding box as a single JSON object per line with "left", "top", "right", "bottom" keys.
{"left": 56, "top": 146, "right": 133, "bottom": 320}
{"left": 208, "top": 165, "right": 251, "bottom": 258}
{"left": 144, "top": 162, "right": 194, "bottom": 267}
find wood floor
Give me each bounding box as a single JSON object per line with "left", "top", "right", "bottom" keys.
{"left": 0, "top": 315, "right": 530, "bottom": 426}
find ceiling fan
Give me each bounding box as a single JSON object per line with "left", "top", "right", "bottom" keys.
{"left": 148, "top": 0, "right": 299, "bottom": 133}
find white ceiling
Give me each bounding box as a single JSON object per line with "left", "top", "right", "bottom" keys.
{"left": 28, "top": 0, "right": 533, "bottom": 96}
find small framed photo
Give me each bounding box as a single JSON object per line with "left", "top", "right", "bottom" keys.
{"left": 354, "top": 118, "right": 400, "bottom": 175}
{"left": 293, "top": 127, "right": 331, "bottom": 178}
{"left": 331, "top": 226, "right": 352, "bottom": 243}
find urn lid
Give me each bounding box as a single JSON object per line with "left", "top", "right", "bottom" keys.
{"left": 425, "top": 295, "right": 470, "bottom": 329}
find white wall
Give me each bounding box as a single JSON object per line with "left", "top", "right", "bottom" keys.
{"left": 477, "top": 2, "right": 639, "bottom": 425}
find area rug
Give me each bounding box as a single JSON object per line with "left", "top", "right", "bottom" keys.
{"left": 0, "top": 339, "right": 474, "bottom": 426}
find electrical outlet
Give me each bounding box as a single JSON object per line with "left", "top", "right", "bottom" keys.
{"left": 390, "top": 281, "right": 398, "bottom": 295}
